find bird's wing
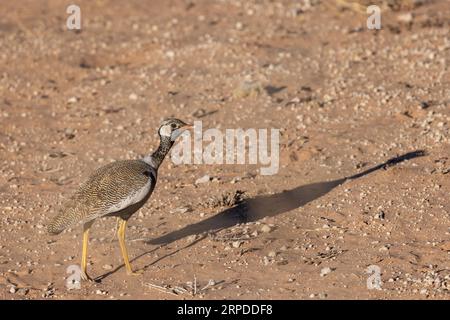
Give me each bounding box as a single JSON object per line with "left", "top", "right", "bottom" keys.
{"left": 68, "top": 160, "right": 157, "bottom": 221}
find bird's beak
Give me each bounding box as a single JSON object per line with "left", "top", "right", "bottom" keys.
{"left": 171, "top": 124, "right": 193, "bottom": 141}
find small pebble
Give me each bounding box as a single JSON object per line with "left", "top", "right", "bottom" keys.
{"left": 67, "top": 96, "right": 78, "bottom": 104}
{"left": 320, "top": 267, "right": 333, "bottom": 277}
{"left": 96, "top": 289, "right": 108, "bottom": 295}
{"left": 195, "top": 175, "right": 211, "bottom": 184}
{"left": 268, "top": 251, "right": 277, "bottom": 258}
{"left": 232, "top": 241, "right": 242, "bottom": 248}
{"left": 260, "top": 225, "right": 272, "bottom": 233}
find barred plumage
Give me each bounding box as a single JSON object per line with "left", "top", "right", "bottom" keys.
{"left": 47, "top": 160, "right": 156, "bottom": 234}
{"left": 47, "top": 118, "right": 192, "bottom": 280}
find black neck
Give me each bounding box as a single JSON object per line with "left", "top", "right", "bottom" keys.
{"left": 150, "top": 135, "right": 173, "bottom": 169}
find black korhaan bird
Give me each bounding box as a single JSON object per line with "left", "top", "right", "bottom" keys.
{"left": 47, "top": 118, "right": 192, "bottom": 280}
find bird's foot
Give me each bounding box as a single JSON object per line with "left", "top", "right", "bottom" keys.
{"left": 81, "top": 271, "right": 94, "bottom": 282}
{"left": 127, "top": 269, "right": 144, "bottom": 276}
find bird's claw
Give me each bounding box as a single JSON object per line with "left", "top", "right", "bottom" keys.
{"left": 81, "top": 271, "right": 94, "bottom": 282}
{"left": 127, "top": 269, "right": 144, "bottom": 276}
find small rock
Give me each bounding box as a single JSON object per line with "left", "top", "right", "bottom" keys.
{"left": 260, "top": 225, "right": 272, "bottom": 233}
{"left": 42, "top": 288, "right": 54, "bottom": 298}
{"left": 420, "top": 101, "right": 430, "bottom": 109}
{"left": 17, "top": 288, "right": 29, "bottom": 296}
{"left": 208, "top": 280, "right": 216, "bottom": 286}
{"left": 64, "top": 128, "right": 75, "bottom": 140}
{"left": 374, "top": 210, "right": 385, "bottom": 220}
{"left": 9, "top": 286, "right": 16, "bottom": 294}
{"left": 195, "top": 175, "right": 211, "bottom": 184}
{"left": 165, "top": 50, "right": 175, "bottom": 58}
{"left": 96, "top": 289, "right": 108, "bottom": 295}
{"left": 268, "top": 250, "right": 277, "bottom": 258}
{"left": 102, "top": 264, "right": 113, "bottom": 270}
{"left": 233, "top": 80, "right": 263, "bottom": 99}
{"left": 174, "top": 206, "right": 192, "bottom": 214}
{"left": 67, "top": 96, "right": 78, "bottom": 104}
{"left": 440, "top": 241, "right": 450, "bottom": 251}
{"left": 397, "top": 12, "right": 413, "bottom": 23}
{"left": 232, "top": 241, "right": 242, "bottom": 248}
{"left": 320, "top": 267, "right": 333, "bottom": 277}
{"left": 129, "top": 93, "right": 138, "bottom": 101}
{"left": 186, "top": 235, "right": 197, "bottom": 242}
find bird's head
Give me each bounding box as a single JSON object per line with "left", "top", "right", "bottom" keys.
{"left": 158, "top": 118, "right": 192, "bottom": 141}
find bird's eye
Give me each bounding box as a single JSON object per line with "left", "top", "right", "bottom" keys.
{"left": 171, "top": 123, "right": 177, "bottom": 129}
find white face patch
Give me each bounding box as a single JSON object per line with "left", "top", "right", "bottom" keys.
{"left": 159, "top": 124, "right": 172, "bottom": 137}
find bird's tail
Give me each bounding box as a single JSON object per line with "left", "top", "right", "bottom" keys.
{"left": 47, "top": 203, "right": 83, "bottom": 235}
{"left": 47, "top": 211, "right": 70, "bottom": 235}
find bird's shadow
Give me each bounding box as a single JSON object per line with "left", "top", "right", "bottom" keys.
{"left": 96, "top": 150, "right": 425, "bottom": 281}
{"left": 147, "top": 150, "right": 425, "bottom": 245}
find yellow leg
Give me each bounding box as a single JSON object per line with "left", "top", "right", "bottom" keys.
{"left": 81, "top": 222, "right": 93, "bottom": 281}
{"left": 110, "top": 217, "right": 120, "bottom": 243}
{"left": 117, "top": 218, "right": 142, "bottom": 276}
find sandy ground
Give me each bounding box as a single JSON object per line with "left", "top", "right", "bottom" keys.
{"left": 0, "top": 0, "right": 449, "bottom": 300}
